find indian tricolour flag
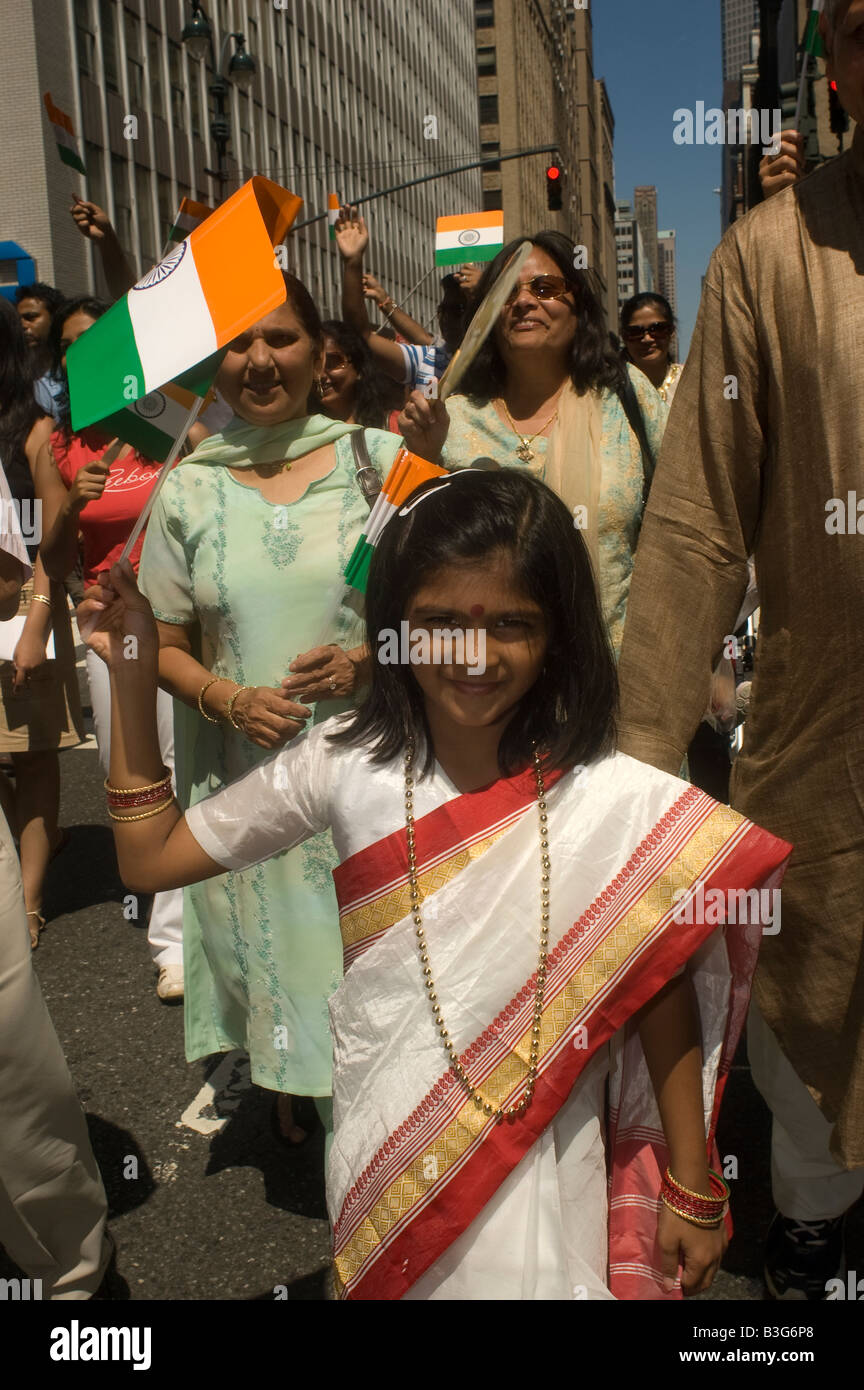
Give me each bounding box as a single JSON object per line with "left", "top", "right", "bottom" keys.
{"left": 167, "top": 198, "right": 215, "bottom": 247}
{"left": 100, "top": 380, "right": 219, "bottom": 463}
{"left": 42, "top": 93, "right": 85, "bottom": 175}
{"left": 803, "top": 1, "right": 825, "bottom": 58}
{"left": 67, "top": 176, "right": 302, "bottom": 432}
{"left": 328, "top": 193, "right": 340, "bottom": 241}
{"left": 344, "top": 449, "right": 447, "bottom": 595}
{"left": 435, "top": 211, "right": 504, "bottom": 267}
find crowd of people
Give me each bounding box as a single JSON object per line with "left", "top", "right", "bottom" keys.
{"left": 0, "top": 0, "right": 860, "bottom": 1306}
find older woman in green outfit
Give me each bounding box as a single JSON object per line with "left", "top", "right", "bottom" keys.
{"left": 138, "top": 275, "right": 402, "bottom": 1143}
{"left": 399, "top": 232, "right": 667, "bottom": 656}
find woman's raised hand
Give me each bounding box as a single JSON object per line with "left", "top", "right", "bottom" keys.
{"left": 398, "top": 388, "right": 450, "bottom": 463}
{"left": 77, "top": 560, "right": 160, "bottom": 671}
{"left": 334, "top": 206, "right": 369, "bottom": 263}
{"left": 281, "top": 644, "right": 358, "bottom": 704}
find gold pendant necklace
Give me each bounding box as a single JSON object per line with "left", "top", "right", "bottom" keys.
{"left": 498, "top": 398, "right": 560, "bottom": 463}
{"left": 403, "top": 744, "right": 551, "bottom": 1121}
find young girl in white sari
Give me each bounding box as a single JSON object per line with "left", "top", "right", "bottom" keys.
{"left": 80, "top": 470, "right": 789, "bottom": 1301}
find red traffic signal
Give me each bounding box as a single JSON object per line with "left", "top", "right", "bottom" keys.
{"left": 546, "top": 164, "right": 562, "bottom": 211}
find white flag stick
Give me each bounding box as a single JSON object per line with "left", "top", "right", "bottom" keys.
{"left": 119, "top": 396, "right": 204, "bottom": 562}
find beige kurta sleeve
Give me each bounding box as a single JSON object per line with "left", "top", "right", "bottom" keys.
{"left": 616, "top": 233, "right": 768, "bottom": 773}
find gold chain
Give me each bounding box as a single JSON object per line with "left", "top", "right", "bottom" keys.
{"left": 498, "top": 398, "right": 561, "bottom": 461}
{"left": 403, "top": 743, "right": 551, "bottom": 1121}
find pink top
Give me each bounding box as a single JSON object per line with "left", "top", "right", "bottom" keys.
{"left": 51, "top": 428, "right": 161, "bottom": 586}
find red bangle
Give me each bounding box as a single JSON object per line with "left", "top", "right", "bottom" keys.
{"left": 105, "top": 772, "right": 172, "bottom": 810}
{"left": 660, "top": 1167, "right": 729, "bottom": 1221}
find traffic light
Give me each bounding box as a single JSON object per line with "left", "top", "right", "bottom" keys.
{"left": 546, "top": 164, "right": 562, "bottom": 212}
{"left": 829, "top": 80, "right": 849, "bottom": 141}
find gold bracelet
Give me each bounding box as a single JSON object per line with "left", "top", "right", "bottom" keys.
{"left": 226, "top": 684, "right": 253, "bottom": 732}
{"left": 105, "top": 768, "right": 171, "bottom": 796}
{"left": 108, "top": 797, "right": 175, "bottom": 823}
{"left": 30, "top": 593, "right": 52, "bottom": 608}
{"left": 198, "top": 676, "right": 232, "bottom": 724}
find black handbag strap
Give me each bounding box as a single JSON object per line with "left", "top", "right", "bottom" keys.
{"left": 615, "top": 371, "right": 657, "bottom": 508}
{"left": 349, "top": 429, "right": 381, "bottom": 510}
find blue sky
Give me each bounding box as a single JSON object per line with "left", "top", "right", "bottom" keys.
{"left": 593, "top": 0, "right": 727, "bottom": 355}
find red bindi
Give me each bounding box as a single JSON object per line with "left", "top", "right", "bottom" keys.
{"left": 470, "top": 604, "right": 484, "bottom": 618}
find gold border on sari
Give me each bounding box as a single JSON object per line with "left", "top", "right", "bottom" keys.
{"left": 334, "top": 804, "right": 746, "bottom": 1297}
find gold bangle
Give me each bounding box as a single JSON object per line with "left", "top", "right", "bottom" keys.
{"left": 226, "top": 684, "right": 253, "bottom": 732}
{"left": 108, "top": 797, "right": 175, "bottom": 823}
{"left": 30, "top": 592, "right": 52, "bottom": 608}
{"left": 198, "top": 676, "right": 232, "bottom": 724}
{"left": 665, "top": 1167, "right": 729, "bottom": 1203}
{"left": 105, "top": 769, "right": 171, "bottom": 796}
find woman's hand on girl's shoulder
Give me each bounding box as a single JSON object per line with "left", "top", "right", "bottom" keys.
{"left": 77, "top": 560, "right": 160, "bottom": 671}
{"left": 657, "top": 1204, "right": 728, "bottom": 1297}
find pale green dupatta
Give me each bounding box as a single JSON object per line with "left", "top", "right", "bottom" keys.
{"left": 180, "top": 411, "right": 363, "bottom": 468}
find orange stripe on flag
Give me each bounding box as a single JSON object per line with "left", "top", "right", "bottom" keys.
{"left": 43, "top": 92, "right": 75, "bottom": 136}
{"left": 187, "top": 176, "right": 302, "bottom": 343}
{"left": 436, "top": 211, "right": 504, "bottom": 232}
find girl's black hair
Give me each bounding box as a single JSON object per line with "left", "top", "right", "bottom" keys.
{"left": 0, "top": 297, "right": 44, "bottom": 519}
{"left": 320, "top": 318, "right": 389, "bottom": 429}
{"left": 619, "top": 291, "right": 676, "bottom": 331}
{"left": 330, "top": 469, "right": 617, "bottom": 775}
{"left": 457, "top": 231, "right": 625, "bottom": 401}
{"left": 48, "top": 296, "right": 110, "bottom": 440}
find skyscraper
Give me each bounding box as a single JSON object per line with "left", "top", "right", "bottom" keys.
{"left": 2, "top": 0, "right": 481, "bottom": 325}
{"left": 721, "top": 0, "right": 760, "bottom": 82}
{"left": 656, "top": 229, "right": 677, "bottom": 316}
{"left": 633, "top": 185, "right": 658, "bottom": 290}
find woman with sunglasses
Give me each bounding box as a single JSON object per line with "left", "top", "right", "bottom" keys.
{"left": 398, "top": 232, "right": 667, "bottom": 655}
{"left": 620, "top": 293, "right": 683, "bottom": 404}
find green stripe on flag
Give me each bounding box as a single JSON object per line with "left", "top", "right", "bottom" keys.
{"left": 435, "top": 244, "right": 501, "bottom": 266}
{"left": 804, "top": 9, "right": 825, "bottom": 57}
{"left": 344, "top": 537, "right": 374, "bottom": 594}
{"left": 100, "top": 408, "right": 173, "bottom": 462}
{"left": 175, "top": 349, "right": 224, "bottom": 397}
{"left": 66, "top": 294, "right": 145, "bottom": 432}
{"left": 58, "top": 143, "right": 86, "bottom": 174}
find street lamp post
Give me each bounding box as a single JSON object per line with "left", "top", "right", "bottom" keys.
{"left": 182, "top": 3, "right": 256, "bottom": 193}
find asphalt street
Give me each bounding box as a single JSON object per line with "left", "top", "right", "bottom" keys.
{"left": 1, "top": 704, "right": 862, "bottom": 1303}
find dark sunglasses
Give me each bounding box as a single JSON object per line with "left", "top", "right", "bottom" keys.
{"left": 622, "top": 321, "right": 673, "bottom": 341}
{"left": 504, "top": 274, "right": 576, "bottom": 306}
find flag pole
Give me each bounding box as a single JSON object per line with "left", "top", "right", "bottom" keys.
{"left": 371, "top": 264, "right": 437, "bottom": 335}
{"left": 119, "top": 397, "right": 204, "bottom": 563}
{"left": 794, "top": 0, "right": 824, "bottom": 129}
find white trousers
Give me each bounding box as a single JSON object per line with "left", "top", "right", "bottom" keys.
{"left": 85, "top": 649, "right": 183, "bottom": 969}
{"left": 0, "top": 808, "right": 110, "bottom": 1297}
{"left": 747, "top": 1001, "right": 864, "bottom": 1221}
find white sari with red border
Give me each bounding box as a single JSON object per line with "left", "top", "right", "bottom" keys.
{"left": 326, "top": 754, "right": 789, "bottom": 1301}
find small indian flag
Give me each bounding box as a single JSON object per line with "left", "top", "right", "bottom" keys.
{"left": 328, "top": 193, "right": 340, "bottom": 241}
{"left": 168, "top": 198, "right": 215, "bottom": 246}
{"left": 435, "top": 211, "right": 504, "bottom": 267}
{"left": 344, "top": 448, "right": 447, "bottom": 595}
{"left": 100, "top": 380, "right": 218, "bottom": 463}
{"left": 803, "top": 1, "right": 825, "bottom": 57}
{"left": 67, "top": 176, "right": 302, "bottom": 432}
{"left": 43, "top": 93, "right": 85, "bottom": 175}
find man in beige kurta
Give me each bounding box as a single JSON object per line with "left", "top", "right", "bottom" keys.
{"left": 617, "top": 0, "right": 864, "bottom": 1298}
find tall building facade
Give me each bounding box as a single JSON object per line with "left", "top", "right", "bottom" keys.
{"left": 633, "top": 185, "right": 658, "bottom": 291}
{"left": 721, "top": 0, "right": 760, "bottom": 81}
{"left": 656, "top": 229, "right": 677, "bottom": 316}
{"left": 615, "top": 200, "right": 653, "bottom": 313}
{"left": 1, "top": 0, "right": 481, "bottom": 326}
{"left": 472, "top": 0, "right": 617, "bottom": 324}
